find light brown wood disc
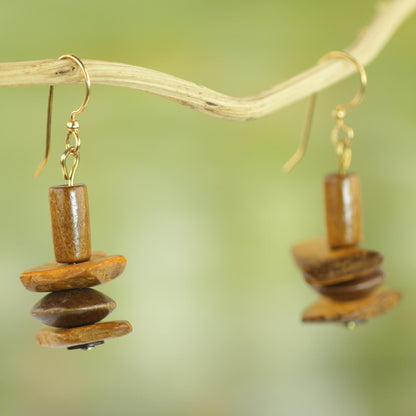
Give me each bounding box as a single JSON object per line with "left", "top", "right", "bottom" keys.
{"left": 302, "top": 287, "right": 401, "bottom": 323}
{"left": 20, "top": 252, "right": 126, "bottom": 292}
{"left": 35, "top": 320, "right": 133, "bottom": 348}
{"left": 293, "top": 239, "right": 383, "bottom": 286}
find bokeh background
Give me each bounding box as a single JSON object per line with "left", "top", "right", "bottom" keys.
{"left": 0, "top": 0, "right": 415, "bottom": 415}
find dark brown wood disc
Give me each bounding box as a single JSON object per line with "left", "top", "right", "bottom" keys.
{"left": 31, "top": 288, "right": 116, "bottom": 328}
{"left": 293, "top": 239, "right": 383, "bottom": 286}
{"left": 20, "top": 252, "right": 126, "bottom": 292}
{"left": 35, "top": 320, "right": 133, "bottom": 348}
{"left": 311, "top": 270, "right": 385, "bottom": 301}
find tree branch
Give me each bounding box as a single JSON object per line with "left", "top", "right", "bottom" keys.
{"left": 0, "top": 0, "right": 414, "bottom": 121}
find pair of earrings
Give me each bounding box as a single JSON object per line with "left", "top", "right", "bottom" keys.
{"left": 19, "top": 51, "right": 400, "bottom": 351}
{"left": 20, "top": 55, "right": 132, "bottom": 350}
{"left": 284, "top": 51, "right": 401, "bottom": 326}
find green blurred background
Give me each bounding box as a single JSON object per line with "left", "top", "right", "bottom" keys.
{"left": 0, "top": 0, "right": 415, "bottom": 415}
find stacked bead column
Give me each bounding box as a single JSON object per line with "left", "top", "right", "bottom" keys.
{"left": 316, "top": 173, "right": 385, "bottom": 301}
{"left": 292, "top": 173, "right": 401, "bottom": 324}
{"left": 20, "top": 184, "right": 132, "bottom": 350}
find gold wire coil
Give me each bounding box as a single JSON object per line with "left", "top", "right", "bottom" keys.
{"left": 61, "top": 129, "right": 81, "bottom": 186}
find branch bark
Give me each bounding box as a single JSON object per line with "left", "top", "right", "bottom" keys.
{"left": 0, "top": 0, "right": 414, "bottom": 121}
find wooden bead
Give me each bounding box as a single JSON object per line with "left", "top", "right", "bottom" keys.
{"left": 49, "top": 184, "right": 91, "bottom": 263}
{"left": 302, "top": 287, "right": 401, "bottom": 323}
{"left": 324, "top": 173, "right": 362, "bottom": 248}
{"left": 31, "top": 288, "right": 116, "bottom": 328}
{"left": 293, "top": 239, "right": 383, "bottom": 286}
{"left": 35, "top": 320, "right": 132, "bottom": 348}
{"left": 303, "top": 265, "right": 383, "bottom": 288}
{"left": 20, "top": 252, "right": 126, "bottom": 292}
{"left": 311, "top": 270, "right": 385, "bottom": 301}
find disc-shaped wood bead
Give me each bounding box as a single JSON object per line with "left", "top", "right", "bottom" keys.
{"left": 31, "top": 288, "right": 116, "bottom": 328}
{"left": 302, "top": 287, "right": 401, "bottom": 323}
{"left": 324, "top": 173, "right": 362, "bottom": 248}
{"left": 311, "top": 270, "right": 385, "bottom": 301}
{"left": 20, "top": 252, "right": 126, "bottom": 292}
{"left": 35, "top": 320, "right": 133, "bottom": 348}
{"left": 49, "top": 184, "right": 91, "bottom": 263}
{"left": 293, "top": 239, "right": 383, "bottom": 286}
{"left": 303, "top": 264, "right": 383, "bottom": 288}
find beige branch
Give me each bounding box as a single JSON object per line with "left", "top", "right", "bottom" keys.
{"left": 0, "top": 0, "right": 414, "bottom": 121}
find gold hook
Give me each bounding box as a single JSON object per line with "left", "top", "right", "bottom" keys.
{"left": 34, "top": 54, "right": 91, "bottom": 178}
{"left": 283, "top": 50, "right": 367, "bottom": 173}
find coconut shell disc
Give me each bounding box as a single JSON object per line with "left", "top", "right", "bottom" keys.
{"left": 311, "top": 270, "right": 385, "bottom": 301}
{"left": 302, "top": 287, "right": 401, "bottom": 323}
{"left": 293, "top": 239, "right": 383, "bottom": 286}
{"left": 31, "top": 288, "right": 116, "bottom": 328}
{"left": 36, "top": 320, "right": 133, "bottom": 348}
{"left": 20, "top": 252, "right": 126, "bottom": 292}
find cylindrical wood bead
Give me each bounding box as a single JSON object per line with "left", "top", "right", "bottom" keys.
{"left": 324, "top": 173, "right": 362, "bottom": 249}
{"left": 49, "top": 184, "right": 91, "bottom": 263}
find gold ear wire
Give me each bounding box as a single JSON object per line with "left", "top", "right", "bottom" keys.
{"left": 35, "top": 54, "right": 91, "bottom": 178}
{"left": 283, "top": 50, "right": 367, "bottom": 174}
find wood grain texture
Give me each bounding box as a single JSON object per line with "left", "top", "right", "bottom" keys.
{"left": 325, "top": 173, "right": 362, "bottom": 248}
{"left": 311, "top": 270, "right": 385, "bottom": 301}
{"left": 0, "top": 1, "right": 414, "bottom": 120}
{"left": 31, "top": 288, "right": 116, "bottom": 328}
{"left": 49, "top": 184, "right": 91, "bottom": 263}
{"left": 20, "top": 252, "right": 126, "bottom": 292}
{"left": 302, "top": 287, "right": 401, "bottom": 323}
{"left": 36, "top": 320, "right": 132, "bottom": 348}
{"left": 293, "top": 239, "right": 383, "bottom": 286}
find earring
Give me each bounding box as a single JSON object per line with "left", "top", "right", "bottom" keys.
{"left": 20, "top": 55, "right": 132, "bottom": 350}
{"left": 284, "top": 51, "right": 401, "bottom": 326}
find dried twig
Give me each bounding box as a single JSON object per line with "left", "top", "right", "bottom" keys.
{"left": 0, "top": 0, "right": 414, "bottom": 121}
